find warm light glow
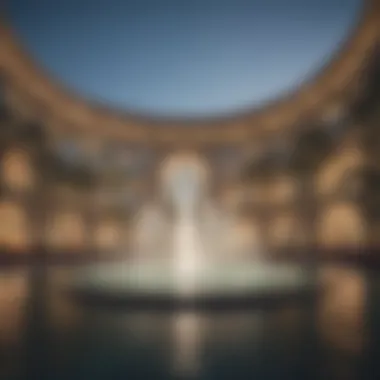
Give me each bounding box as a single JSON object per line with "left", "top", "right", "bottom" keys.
{"left": 164, "top": 154, "right": 206, "bottom": 293}
{"left": 132, "top": 152, "right": 262, "bottom": 292}
{"left": 0, "top": 201, "right": 30, "bottom": 252}
{"left": 172, "top": 313, "right": 202, "bottom": 377}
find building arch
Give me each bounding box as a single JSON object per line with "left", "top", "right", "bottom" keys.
{"left": 317, "top": 202, "right": 365, "bottom": 248}
{"left": 0, "top": 201, "right": 29, "bottom": 252}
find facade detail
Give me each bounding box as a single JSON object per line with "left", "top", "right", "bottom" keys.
{"left": 0, "top": 0, "right": 379, "bottom": 262}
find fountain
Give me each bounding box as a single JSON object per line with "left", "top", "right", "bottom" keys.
{"left": 71, "top": 152, "right": 316, "bottom": 309}
{"left": 164, "top": 154, "right": 206, "bottom": 293}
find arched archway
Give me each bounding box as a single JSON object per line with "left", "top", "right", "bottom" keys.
{"left": 1, "top": 147, "right": 35, "bottom": 192}
{"left": 46, "top": 211, "right": 85, "bottom": 251}
{"left": 315, "top": 143, "right": 363, "bottom": 197}
{"left": 0, "top": 201, "right": 30, "bottom": 252}
{"left": 267, "top": 213, "right": 306, "bottom": 249}
{"left": 94, "top": 219, "right": 122, "bottom": 254}
{"left": 317, "top": 203, "right": 365, "bottom": 249}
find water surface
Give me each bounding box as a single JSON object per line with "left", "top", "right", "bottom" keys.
{"left": 0, "top": 264, "right": 378, "bottom": 380}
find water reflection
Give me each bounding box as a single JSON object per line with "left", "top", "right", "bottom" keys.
{"left": 0, "top": 270, "right": 27, "bottom": 345}
{"left": 172, "top": 312, "right": 202, "bottom": 377}
{"left": 318, "top": 266, "right": 366, "bottom": 354}
{"left": 0, "top": 270, "right": 28, "bottom": 379}
{"left": 317, "top": 266, "right": 368, "bottom": 380}
{"left": 0, "top": 265, "right": 376, "bottom": 380}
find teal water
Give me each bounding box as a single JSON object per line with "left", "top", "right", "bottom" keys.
{"left": 0, "top": 264, "right": 378, "bottom": 380}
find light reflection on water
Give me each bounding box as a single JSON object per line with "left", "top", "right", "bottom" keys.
{"left": 172, "top": 312, "right": 202, "bottom": 377}
{"left": 0, "top": 265, "right": 377, "bottom": 380}
{"left": 78, "top": 308, "right": 308, "bottom": 379}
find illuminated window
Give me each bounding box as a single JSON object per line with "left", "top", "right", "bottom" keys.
{"left": 317, "top": 203, "right": 365, "bottom": 248}
{"left": 95, "top": 220, "right": 121, "bottom": 252}
{"left": 2, "top": 148, "right": 35, "bottom": 192}
{"left": 268, "top": 214, "right": 306, "bottom": 248}
{"left": 46, "top": 211, "right": 85, "bottom": 251}
{"left": 316, "top": 140, "right": 363, "bottom": 197}
{"left": 267, "top": 176, "right": 297, "bottom": 205}
{"left": 0, "top": 201, "right": 30, "bottom": 251}
{"left": 229, "top": 218, "right": 262, "bottom": 259}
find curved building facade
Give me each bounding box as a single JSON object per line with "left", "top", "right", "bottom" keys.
{"left": 0, "top": 0, "right": 379, "bottom": 262}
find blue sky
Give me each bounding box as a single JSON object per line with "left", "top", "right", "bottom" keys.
{"left": 7, "top": 0, "right": 361, "bottom": 118}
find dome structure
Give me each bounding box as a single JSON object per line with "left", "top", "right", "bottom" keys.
{"left": 0, "top": 0, "right": 379, "bottom": 147}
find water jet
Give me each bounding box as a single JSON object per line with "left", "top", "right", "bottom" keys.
{"left": 70, "top": 152, "right": 316, "bottom": 310}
